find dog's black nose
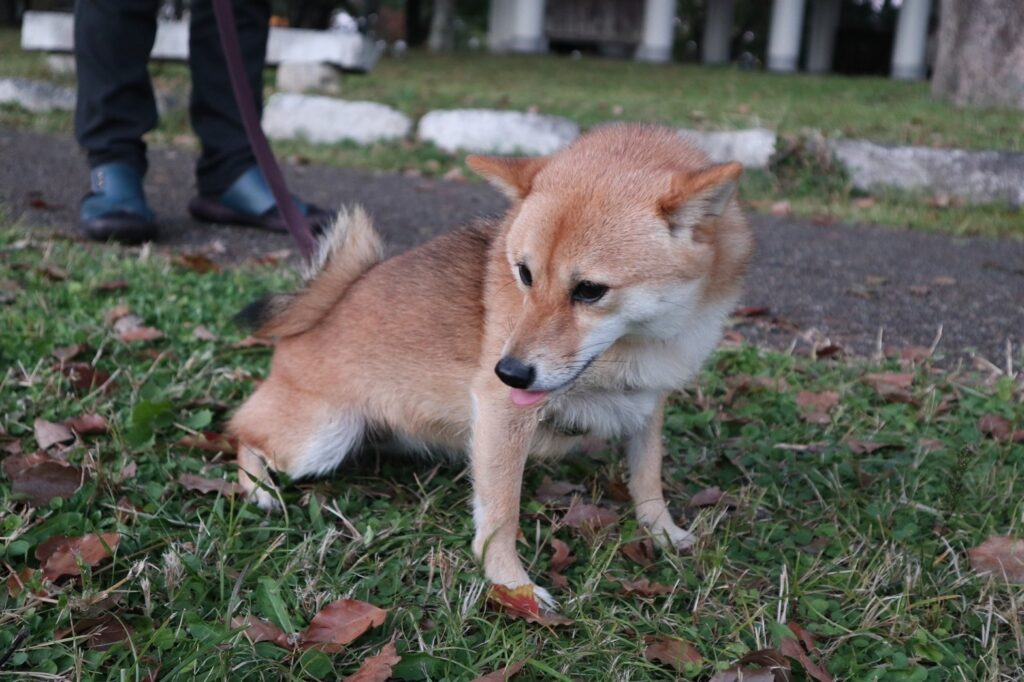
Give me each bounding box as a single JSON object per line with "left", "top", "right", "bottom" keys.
{"left": 495, "top": 357, "right": 535, "bottom": 389}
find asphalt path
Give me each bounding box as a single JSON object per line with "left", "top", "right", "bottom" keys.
{"left": 2, "top": 127, "right": 1022, "bottom": 360}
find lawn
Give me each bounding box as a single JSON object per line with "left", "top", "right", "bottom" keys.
{"left": 1, "top": 28, "right": 1023, "bottom": 239}
{"left": 2, "top": 223, "right": 1023, "bottom": 680}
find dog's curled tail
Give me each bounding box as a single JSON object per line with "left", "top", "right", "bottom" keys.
{"left": 237, "top": 205, "right": 384, "bottom": 338}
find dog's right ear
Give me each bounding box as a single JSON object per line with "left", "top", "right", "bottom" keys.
{"left": 466, "top": 155, "right": 548, "bottom": 201}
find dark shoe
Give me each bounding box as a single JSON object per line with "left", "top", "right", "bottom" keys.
{"left": 79, "top": 163, "right": 158, "bottom": 244}
{"left": 188, "top": 167, "right": 333, "bottom": 235}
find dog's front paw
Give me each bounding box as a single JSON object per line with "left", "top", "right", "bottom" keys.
{"left": 248, "top": 486, "right": 282, "bottom": 512}
{"left": 650, "top": 522, "right": 697, "bottom": 553}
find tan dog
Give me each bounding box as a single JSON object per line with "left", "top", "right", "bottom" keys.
{"left": 230, "top": 123, "right": 753, "bottom": 606}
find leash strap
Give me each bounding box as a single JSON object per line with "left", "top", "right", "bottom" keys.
{"left": 211, "top": 0, "right": 317, "bottom": 260}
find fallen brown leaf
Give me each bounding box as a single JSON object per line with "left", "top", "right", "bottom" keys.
{"left": 779, "top": 633, "right": 832, "bottom": 682}
{"left": 842, "top": 438, "right": 888, "bottom": 455}
{"left": 173, "top": 252, "right": 221, "bottom": 273}
{"left": 851, "top": 196, "right": 876, "bottom": 209}
{"left": 177, "top": 432, "right": 238, "bottom": 455}
{"left": 487, "top": 584, "right": 572, "bottom": 626}
{"left": 39, "top": 264, "right": 69, "bottom": 281}
{"left": 192, "top": 325, "right": 219, "bottom": 341}
{"left": 52, "top": 343, "right": 85, "bottom": 362}
{"left": 689, "top": 486, "right": 738, "bottom": 508}
{"left": 644, "top": 636, "right": 702, "bottom": 671}
{"left": 6, "top": 567, "right": 42, "bottom": 598}
{"left": 235, "top": 335, "right": 275, "bottom": 348}
{"left": 795, "top": 391, "right": 839, "bottom": 424}
{"left": 968, "top": 536, "right": 1024, "bottom": 583}
{"left": 548, "top": 538, "right": 574, "bottom": 589}
{"left": 57, "top": 615, "right": 132, "bottom": 650}
{"left": 34, "top": 418, "right": 74, "bottom": 450}
{"left": 561, "top": 502, "right": 617, "bottom": 531}
{"left": 620, "top": 538, "right": 656, "bottom": 566}
{"left": 38, "top": 532, "right": 120, "bottom": 581}
{"left": 64, "top": 414, "right": 109, "bottom": 436}
{"left": 3, "top": 451, "right": 52, "bottom": 479}
{"left": 103, "top": 304, "right": 134, "bottom": 327}
{"left": 95, "top": 279, "right": 129, "bottom": 291}
{"left": 118, "top": 326, "right": 164, "bottom": 343}
{"left": 10, "top": 458, "right": 83, "bottom": 506}
{"left": 471, "top": 659, "right": 528, "bottom": 682}
{"left": 862, "top": 373, "right": 914, "bottom": 404}
{"left": 232, "top": 615, "right": 291, "bottom": 648}
{"left": 62, "top": 362, "right": 112, "bottom": 393}
{"left": 619, "top": 578, "right": 673, "bottom": 597}
{"left": 178, "top": 473, "right": 244, "bottom": 497}
{"left": 300, "top": 598, "right": 388, "bottom": 652}
{"left": 344, "top": 640, "right": 402, "bottom": 682}
{"left": 978, "top": 415, "right": 1024, "bottom": 443}
{"left": 534, "top": 477, "right": 585, "bottom": 503}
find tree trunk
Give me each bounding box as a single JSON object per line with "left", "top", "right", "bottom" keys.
{"left": 427, "top": 0, "right": 456, "bottom": 52}
{"left": 931, "top": 0, "right": 1024, "bottom": 109}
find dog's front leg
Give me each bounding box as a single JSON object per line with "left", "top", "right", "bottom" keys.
{"left": 469, "top": 388, "right": 555, "bottom": 608}
{"left": 628, "top": 395, "right": 696, "bottom": 551}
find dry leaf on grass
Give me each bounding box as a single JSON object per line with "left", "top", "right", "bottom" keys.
{"left": 232, "top": 615, "right": 291, "bottom": 648}
{"left": 177, "top": 432, "right": 238, "bottom": 455}
{"left": 95, "top": 279, "right": 129, "bottom": 291}
{"left": 300, "top": 598, "right": 388, "bottom": 652}
{"left": 708, "top": 667, "right": 777, "bottom": 682}
{"left": 487, "top": 584, "right": 572, "bottom": 626}
{"left": 619, "top": 578, "right": 673, "bottom": 597}
{"left": 118, "top": 326, "right": 164, "bottom": 343}
{"left": 978, "top": 415, "right": 1024, "bottom": 443}
{"left": 968, "top": 536, "right": 1024, "bottom": 583}
{"left": 780, "top": 633, "right": 833, "bottom": 682}
{"left": 842, "top": 438, "right": 888, "bottom": 455}
{"left": 34, "top": 418, "right": 74, "bottom": 450}
{"left": 62, "top": 362, "right": 112, "bottom": 393}
{"left": 178, "top": 473, "right": 245, "bottom": 497}
{"left": 620, "top": 538, "right": 656, "bottom": 566}
{"left": 9, "top": 457, "right": 83, "bottom": 506}
{"left": 235, "top": 335, "right": 275, "bottom": 348}
{"left": 343, "top": 640, "right": 402, "bottom": 682}
{"left": 56, "top": 615, "right": 132, "bottom": 650}
{"left": 470, "top": 659, "right": 528, "bottom": 682}
{"left": 52, "top": 343, "right": 85, "bottom": 362}
{"left": 644, "top": 636, "right": 702, "bottom": 671}
{"left": 64, "top": 414, "right": 109, "bottom": 436}
{"left": 192, "top": 325, "right": 219, "bottom": 341}
{"left": 173, "top": 252, "right": 221, "bottom": 273}
{"left": 6, "top": 567, "right": 44, "bottom": 598}
{"left": 561, "top": 503, "right": 618, "bottom": 531}
{"left": 689, "top": 486, "right": 738, "bottom": 508}
{"left": 534, "top": 477, "right": 585, "bottom": 503}
{"left": 548, "top": 538, "right": 574, "bottom": 589}
{"left": 795, "top": 391, "right": 840, "bottom": 424}
{"left": 36, "top": 532, "right": 120, "bottom": 581}
{"left": 862, "top": 372, "right": 915, "bottom": 404}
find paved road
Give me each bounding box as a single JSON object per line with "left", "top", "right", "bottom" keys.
{"left": 2, "top": 127, "right": 1022, "bottom": 360}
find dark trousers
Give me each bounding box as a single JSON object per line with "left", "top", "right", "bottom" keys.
{"left": 73, "top": 0, "right": 270, "bottom": 196}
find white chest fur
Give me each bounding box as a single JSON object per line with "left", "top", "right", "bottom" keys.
{"left": 541, "top": 296, "right": 735, "bottom": 440}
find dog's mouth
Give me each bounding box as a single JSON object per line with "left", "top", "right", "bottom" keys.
{"left": 508, "top": 355, "right": 597, "bottom": 407}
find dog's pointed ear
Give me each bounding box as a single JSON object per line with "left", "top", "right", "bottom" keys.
{"left": 661, "top": 161, "right": 743, "bottom": 230}
{"left": 466, "top": 155, "right": 548, "bottom": 201}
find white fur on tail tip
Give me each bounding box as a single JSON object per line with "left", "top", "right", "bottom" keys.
{"left": 300, "top": 204, "right": 382, "bottom": 281}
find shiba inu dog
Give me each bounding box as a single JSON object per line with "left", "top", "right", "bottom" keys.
{"left": 229, "top": 123, "right": 753, "bottom": 607}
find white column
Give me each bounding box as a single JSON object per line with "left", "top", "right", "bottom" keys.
{"left": 636, "top": 0, "right": 676, "bottom": 63}
{"left": 702, "top": 0, "right": 736, "bottom": 65}
{"left": 488, "top": 0, "right": 546, "bottom": 54}
{"left": 806, "top": 0, "right": 840, "bottom": 74}
{"left": 767, "top": 0, "right": 807, "bottom": 73}
{"left": 891, "top": 0, "right": 932, "bottom": 80}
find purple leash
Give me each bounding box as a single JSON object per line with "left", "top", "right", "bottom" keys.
{"left": 211, "top": 0, "right": 317, "bottom": 261}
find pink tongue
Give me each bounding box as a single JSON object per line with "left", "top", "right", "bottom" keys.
{"left": 510, "top": 388, "right": 550, "bottom": 407}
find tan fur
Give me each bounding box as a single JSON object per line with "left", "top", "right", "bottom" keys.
{"left": 230, "top": 123, "right": 754, "bottom": 604}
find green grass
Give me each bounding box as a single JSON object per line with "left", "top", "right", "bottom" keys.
{"left": 2, "top": 227, "right": 1024, "bottom": 680}
{"left": 2, "top": 28, "right": 1023, "bottom": 238}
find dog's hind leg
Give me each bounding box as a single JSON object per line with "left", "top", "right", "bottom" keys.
{"left": 230, "top": 381, "right": 365, "bottom": 511}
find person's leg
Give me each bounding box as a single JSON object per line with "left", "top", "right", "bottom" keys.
{"left": 188, "top": 0, "right": 268, "bottom": 198}
{"left": 75, "top": 0, "right": 160, "bottom": 176}
{"left": 186, "top": 0, "right": 334, "bottom": 233}
{"left": 74, "top": 0, "right": 160, "bottom": 242}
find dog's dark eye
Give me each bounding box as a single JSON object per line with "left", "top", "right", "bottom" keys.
{"left": 517, "top": 263, "right": 533, "bottom": 287}
{"left": 572, "top": 281, "right": 608, "bottom": 304}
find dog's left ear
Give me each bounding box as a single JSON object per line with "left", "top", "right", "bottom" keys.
{"left": 661, "top": 161, "right": 743, "bottom": 230}
{"left": 466, "top": 155, "right": 548, "bottom": 201}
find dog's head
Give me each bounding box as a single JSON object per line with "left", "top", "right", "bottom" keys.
{"left": 468, "top": 124, "right": 752, "bottom": 403}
